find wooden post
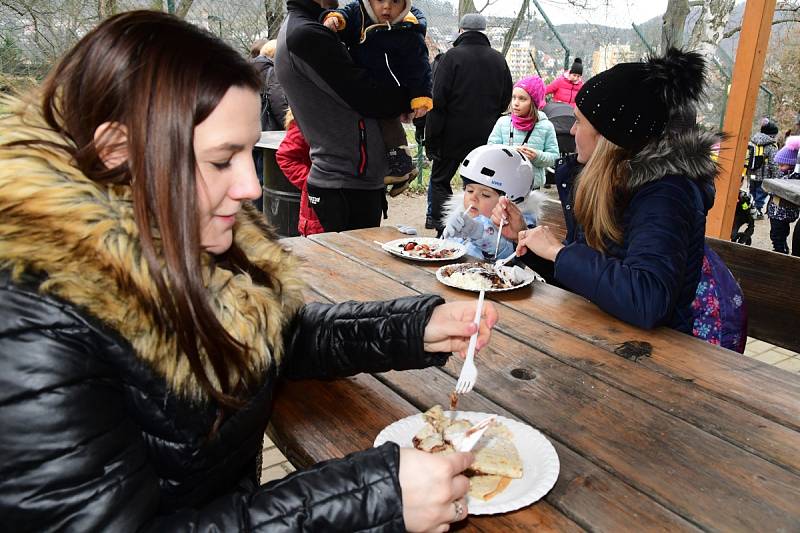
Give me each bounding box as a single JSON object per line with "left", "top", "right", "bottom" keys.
{"left": 706, "top": 0, "right": 776, "bottom": 238}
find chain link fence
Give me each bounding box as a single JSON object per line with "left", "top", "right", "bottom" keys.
{"left": 0, "top": 0, "right": 777, "bottom": 131}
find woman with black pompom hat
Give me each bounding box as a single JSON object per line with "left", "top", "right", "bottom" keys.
{"left": 494, "top": 48, "right": 748, "bottom": 352}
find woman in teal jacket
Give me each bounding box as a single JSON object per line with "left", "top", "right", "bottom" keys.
{"left": 488, "top": 75, "right": 560, "bottom": 190}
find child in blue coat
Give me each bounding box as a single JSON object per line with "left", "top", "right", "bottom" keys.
{"left": 443, "top": 144, "right": 544, "bottom": 259}
{"left": 324, "top": 0, "right": 432, "bottom": 179}
{"left": 487, "top": 75, "right": 560, "bottom": 190}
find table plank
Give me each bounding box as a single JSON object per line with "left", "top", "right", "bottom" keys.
{"left": 762, "top": 178, "right": 800, "bottom": 204}
{"left": 285, "top": 234, "right": 800, "bottom": 531}
{"left": 278, "top": 240, "right": 697, "bottom": 531}
{"left": 271, "top": 374, "right": 582, "bottom": 533}
{"left": 331, "top": 226, "right": 800, "bottom": 431}
{"left": 299, "top": 230, "right": 800, "bottom": 476}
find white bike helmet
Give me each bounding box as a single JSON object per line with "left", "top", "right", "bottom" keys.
{"left": 458, "top": 145, "right": 534, "bottom": 203}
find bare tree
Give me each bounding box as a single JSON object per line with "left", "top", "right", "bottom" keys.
{"left": 661, "top": 0, "right": 689, "bottom": 51}
{"left": 502, "top": 0, "right": 530, "bottom": 56}
{"left": 97, "top": 0, "right": 116, "bottom": 18}
{"left": 175, "top": 0, "right": 193, "bottom": 18}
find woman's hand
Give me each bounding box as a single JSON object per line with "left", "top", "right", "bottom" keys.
{"left": 423, "top": 300, "right": 498, "bottom": 358}
{"left": 399, "top": 448, "right": 474, "bottom": 532}
{"left": 491, "top": 196, "right": 526, "bottom": 240}
{"left": 516, "top": 226, "right": 564, "bottom": 262}
{"left": 516, "top": 145, "right": 537, "bottom": 160}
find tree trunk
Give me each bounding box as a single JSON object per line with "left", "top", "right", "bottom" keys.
{"left": 502, "top": 0, "right": 530, "bottom": 57}
{"left": 459, "top": 0, "right": 476, "bottom": 20}
{"left": 688, "top": 0, "right": 735, "bottom": 57}
{"left": 175, "top": 0, "right": 193, "bottom": 18}
{"left": 98, "top": 0, "right": 118, "bottom": 18}
{"left": 661, "top": 0, "right": 690, "bottom": 51}
{"left": 264, "top": 0, "right": 285, "bottom": 38}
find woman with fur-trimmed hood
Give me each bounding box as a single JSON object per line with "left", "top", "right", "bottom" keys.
{"left": 493, "top": 48, "right": 746, "bottom": 348}
{"left": 0, "top": 11, "right": 498, "bottom": 532}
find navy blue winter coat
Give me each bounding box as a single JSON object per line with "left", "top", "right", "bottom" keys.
{"left": 544, "top": 129, "right": 718, "bottom": 333}
{"left": 325, "top": 0, "right": 431, "bottom": 107}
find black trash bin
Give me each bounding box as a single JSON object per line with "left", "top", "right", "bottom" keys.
{"left": 258, "top": 131, "right": 300, "bottom": 238}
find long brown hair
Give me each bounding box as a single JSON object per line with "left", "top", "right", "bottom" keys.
{"left": 31, "top": 11, "right": 264, "bottom": 411}
{"left": 573, "top": 136, "right": 631, "bottom": 252}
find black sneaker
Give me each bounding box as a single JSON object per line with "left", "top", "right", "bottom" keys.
{"left": 425, "top": 216, "right": 436, "bottom": 229}
{"left": 387, "top": 148, "right": 415, "bottom": 177}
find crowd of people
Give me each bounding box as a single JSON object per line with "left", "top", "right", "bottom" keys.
{"left": 0, "top": 0, "right": 795, "bottom": 529}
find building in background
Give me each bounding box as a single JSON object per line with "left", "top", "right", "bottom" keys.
{"left": 591, "top": 43, "right": 637, "bottom": 73}
{"left": 506, "top": 40, "right": 537, "bottom": 81}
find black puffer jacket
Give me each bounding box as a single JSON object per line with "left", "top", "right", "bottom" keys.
{"left": 0, "top": 97, "right": 449, "bottom": 531}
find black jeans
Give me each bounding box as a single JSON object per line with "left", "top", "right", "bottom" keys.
{"left": 306, "top": 184, "right": 384, "bottom": 232}
{"left": 427, "top": 156, "right": 462, "bottom": 231}
{"left": 769, "top": 218, "right": 791, "bottom": 253}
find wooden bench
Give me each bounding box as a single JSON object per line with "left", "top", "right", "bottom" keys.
{"left": 537, "top": 198, "right": 800, "bottom": 353}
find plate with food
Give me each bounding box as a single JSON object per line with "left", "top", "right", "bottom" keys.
{"left": 374, "top": 405, "right": 559, "bottom": 515}
{"left": 380, "top": 237, "right": 466, "bottom": 261}
{"left": 436, "top": 262, "right": 542, "bottom": 292}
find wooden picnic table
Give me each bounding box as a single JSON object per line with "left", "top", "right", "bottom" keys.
{"left": 271, "top": 225, "right": 800, "bottom": 531}
{"left": 762, "top": 178, "right": 800, "bottom": 205}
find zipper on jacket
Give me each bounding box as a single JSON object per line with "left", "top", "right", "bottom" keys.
{"left": 357, "top": 119, "right": 368, "bottom": 177}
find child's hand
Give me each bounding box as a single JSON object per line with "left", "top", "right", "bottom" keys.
{"left": 516, "top": 146, "right": 537, "bottom": 160}
{"left": 412, "top": 107, "right": 429, "bottom": 119}
{"left": 323, "top": 16, "right": 340, "bottom": 30}
{"left": 443, "top": 211, "right": 484, "bottom": 241}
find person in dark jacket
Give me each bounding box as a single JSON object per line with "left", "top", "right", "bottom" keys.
{"left": 276, "top": 0, "right": 410, "bottom": 232}
{"left": 323, "top": 0, "right": 432, "bottom": 179}
{"left": 493, "top": 48, "right": 732, "bottom": 336}
{"left": 424, "top": 13, "right": 513, "bottom": 234}
{"left": 0, "top": 11, "right": 499, "bottom": 531}
{"left": 256, "top": 40, "right": 289, "bottom": 132}
{"left": 747, "top": 119, "right": 779, "bottom": 218}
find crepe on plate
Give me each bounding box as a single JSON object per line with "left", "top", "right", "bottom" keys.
{"left": 412, "top": 405, "right": 523, "bottom": 501}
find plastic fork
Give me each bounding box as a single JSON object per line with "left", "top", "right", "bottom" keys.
{"left": 457, "top": 416, "right": 496, "bottom": 452}
{"left": 493, "top": 216, "right": 505, "bottom": 259}
{"left": 494, "top": 251, "right": 516, "bottom": 268}
{"left": 455, "top": 289, "right": 484, "bottom": 394}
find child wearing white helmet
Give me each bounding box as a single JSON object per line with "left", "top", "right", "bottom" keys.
{"left": 442, "top": 145, "right": 545, "bottom": 259}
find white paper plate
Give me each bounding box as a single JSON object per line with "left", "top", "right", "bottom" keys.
{"left": 436, "top": 262, "right": 541, "bottom": 292}
{"left": 374, "top": 411, "right": 559, "bottom": 515}
{"left": 381, "top": 237, "right": 466, "bottom": 262}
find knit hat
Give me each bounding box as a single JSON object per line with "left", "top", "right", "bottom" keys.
{"left": 774, "top": 136, "right": 800, "bottom": 165}
{"left": 459, "top": 13, "right": 486, "bottom": 31}
{"left": 760, "top": 118, "right": 778, "bottom": 136}
{"left": 575, "top": 47, "right": 706, "bottom": 151}
{"left": 569, "top": 58, "right": 583, "bottom": 75}
{"left": 514, "top": 75, "right": 546, "bottom": 110}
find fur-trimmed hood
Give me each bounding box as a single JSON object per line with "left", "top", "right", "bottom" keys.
{"left": 0, "top": 96, "right": 306, "bottom": 401}
{"left": 627, "top": 127, "right": 720, "bottom": 211}
{"left": 443, "top": 189, "right": 546, "bottom": 228}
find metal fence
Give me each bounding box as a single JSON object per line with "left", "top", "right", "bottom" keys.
{"left": 0, "top": 0, "right": 777, "bottom": 132}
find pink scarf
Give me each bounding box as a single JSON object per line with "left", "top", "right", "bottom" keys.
{"left": 511, "top": 113, "right": 535, "bottom": 132}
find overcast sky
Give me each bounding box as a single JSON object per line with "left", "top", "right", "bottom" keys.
{"left": 481, "top": 0, "right": 668, "bottom": 28}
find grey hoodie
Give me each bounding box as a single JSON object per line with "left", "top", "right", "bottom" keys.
{"left": 749, "top": 131, "right": 778, "bottom": 182}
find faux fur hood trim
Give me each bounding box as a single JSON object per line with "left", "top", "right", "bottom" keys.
{"left": 443, "top": 190, "right": 546, "bottom": 229}
{"left": 0, "top": 96, "right": 306, "bottom": 402}
{"left": 627, "top": 127, "right": 720, "bottom": 194}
